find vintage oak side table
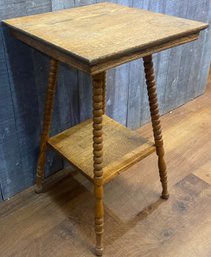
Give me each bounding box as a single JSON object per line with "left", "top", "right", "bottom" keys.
{"left": 3, "top": 2, "right": 208, "bottom": 256}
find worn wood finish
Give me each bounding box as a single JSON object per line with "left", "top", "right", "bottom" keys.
{"left": 0, "top": 0, "right": 54, "bottom": 201}
{"left": 47, "top": 115, "right": 155, "bottom": 184}
{"left": 35, "top": 59, "right": 58, "bottom": 193}
{"left": 92, "top": 73, "right": 104, "bottom": 256}
{"left": 2, "top": 3, "right": 208, "bottom": 254}
{"left": 52, "top": 0, "right": 74, "bottom": 10}
{"left": 1, "top": 0, "right": 210, "bottom": 200}
{"left": 1, "top": 173, "right": 211, "bottom": 257}
{"left": 3, "top": 3, "right": 208, "bottom": 74}
{"left": 8, "top": 28, "right": 201, "bottom": 75}
{"left": 1, "top": 77, "right": 211, "bottom": 256}
{"left": 143, "top": 55, "right": 169, "bottom": 200}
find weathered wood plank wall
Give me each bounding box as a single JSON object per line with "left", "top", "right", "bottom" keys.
{"left": 0, "top": 0, "right": 211, "bottom": 200}
{"left": 0, "top": 1, "right": 53, "bottom": 201}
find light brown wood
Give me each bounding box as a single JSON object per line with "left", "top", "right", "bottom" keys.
{"left": 92, "top": 73, "right": 104, "bottom": 256}
{"left": 193, "top": 162, "right": 211, "bottom": 185}
{"left": 3, "top": 3, "right": 209, "bottom": 256}
{"left": 1, "top": 76, "right": 211, "bottom": 257}
{"left": 3, "top": 2, "right": 208, "bottom": 74}
{"left": 47, "top": 115, "right": 155, "bottom": 184}
{"left": 35, "top": 59, "right": 58, "bottom": 193}
{"left": 143, "top": 55, "right": 169, "bottom": 199}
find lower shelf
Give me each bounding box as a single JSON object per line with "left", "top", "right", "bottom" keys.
{"left": 47, "top": 115, "right": 155, "bottom": 184}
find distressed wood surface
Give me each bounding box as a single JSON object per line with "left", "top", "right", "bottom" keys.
{"left": 45, "top": 55, "right": 164, "bottom": 254}
{"left": 0, "top": 78, "right": 211, "bottom": 256}
{"left": 0, "top": 0, "right": 53, "bottom": 201}
{"left": 48, "top": 115, "right": 155, "bottom": 184}
{"left": 3, "top": 3, "right": 208, "bottom": 74}
{"left": 0, "top": 0, "right": 211, "bottom": 200}
{"left": 51, "top": 0, "right": 74, "bottom": 10}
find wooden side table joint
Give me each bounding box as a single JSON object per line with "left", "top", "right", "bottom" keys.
{"left": 3, "top": 2, "right": 208, "bottom": 256}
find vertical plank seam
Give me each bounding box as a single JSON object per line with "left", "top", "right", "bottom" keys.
{"left": 0, "top": 183, "right": 3, "bottom": 201}
{"left": 193, "top": 2, "right": 211, "bottom": 97}
{"left": 50, "top": 0, "right": 53, "bottom": 12}
{"left": 125, "top": 0, "right": 133, "bottom": 127}
{"left": 158, "top": 0, "right": 168, "bottom": 115}
{"left": 126, "top": 60, "right": 131, "bottom": 127}
{"left": 31, "top": 49, "right": 43, "bottom": 141}
{"left": 177, "top": 1, "right": 191, "bottom": 104}
{"left": 139, "top": 0, "right": 151, "bottom": 125}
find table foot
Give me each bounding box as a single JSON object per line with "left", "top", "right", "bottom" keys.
{"left": 161, "top": 192, "right": 169, "bottom": 200}
{"left": 34, "top": 184, "right": 43, "bottom": 194}
{"left": 96, "top": 246, "right": 103, "bottom": 256}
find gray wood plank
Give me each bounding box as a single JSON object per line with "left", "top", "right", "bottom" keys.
{"left": 75, "top": 0, "right": 97, "bottom": 7}
{"left": 126, "top": 59, "right": 145, "bottom": 129}
{"left": 52, "top": 0, "right": 74, "bottom": 10}
{"left": 151, "top": 1, "right": 171, "bottom": 117}
{"left": 0, "top": 28, "right": 26, "bottom": 200}
{"left": 0, "top": 185, "right": 2, "bottom": 201}
{"left": 2, "top": 26, "right": 40, "bottom": 199}
{"left": 78, "top": 71, "right": 92, "bottom": 122}
{"left": 185, "top": 0, "right": 207, "bottom": 101}
{"left": 97, "top": 0, "right": 118, "bottom": 121}
{"left": 74, "top": 0, "right": 96, "bottom": 123}
{"left": 106, "top": 0, "right": 132, "bottom": 126}
{"left": 0, "top": 0, "right": 53, "bottom": 200}
{"left": 0, "top": 2, "right": 27, "bottom": 20}
{"left": 0, "top": 27, "right": 15, "bottom": 200}
{"left": 162, "top": 0, "right": 189, "bottom": 112}
{"left": 0, "top": 136, "right": 25, "bottom": 199}
{"left": 197, "top": 21, "right": 211, "bottom": 96}
{"left": 26, "top": 0, "right": 52, "bottom": 15}
{"left": 196, "top": 0, "right": 211, "bottom": 96}
{"left": 127, "top": 0, "right": 167, "bottom": 128}
{"left": 0, "top": 0, "right": 211, "bottom": 200}
{"left": 109, "top": 63, "right": 130, "bottom": 126}
{"left": 127, "top": 0, "right": 211, "bottom": 127}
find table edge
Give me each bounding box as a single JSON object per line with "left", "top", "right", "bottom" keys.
{"left": 3, "top": 22, "right": 208, "bottom": 74}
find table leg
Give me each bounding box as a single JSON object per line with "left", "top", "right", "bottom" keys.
{"left": 92, "top": 72, "right": 104, "bottom": 256}
{"left": 143, "top": 55, "right": 169, "bottom": 200}
{"left": 35, "top": 59, "right": 58, "bottom": 193}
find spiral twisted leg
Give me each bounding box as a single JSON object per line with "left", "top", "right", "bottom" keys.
{"left": 92, "top": 72, "right": 104, "bottom": 256}
{"left": 35, "top": 59, "right": 58, "bottom": 193}
{"left": 143, "top": 55, "right": 169, "bottom": 200}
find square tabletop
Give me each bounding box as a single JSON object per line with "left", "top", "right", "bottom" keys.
{"left": 3, "top": 2, "right": 208, "bottom": 74}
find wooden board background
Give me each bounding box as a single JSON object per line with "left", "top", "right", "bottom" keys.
{"left": 0, "top": 0, "right": 211, "bottom": 200}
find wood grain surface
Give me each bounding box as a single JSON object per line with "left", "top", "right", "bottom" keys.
{"left": 48, "top": 115, "right": 155, "bottom": 184}
{"left": 3, "top": 2, "right": 208, "bottom": 73}
{"left": 0, "top": 0, "right": 211, "bottom": 202}
{"left": 0, "top": 76, "right": 211, "bottom": 256}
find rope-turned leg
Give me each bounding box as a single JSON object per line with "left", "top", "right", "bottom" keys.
{"left": 143, "top": 55, "right": 169, "bottom": 200}
{"left": 92, "top": 73, "right": 104, "bottom": 256}
{"left": 35, "top": 59, "right": 58, "bottom": 193}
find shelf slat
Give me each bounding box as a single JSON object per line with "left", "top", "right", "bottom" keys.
{"left": 47, "top": 115, "right": 155, "bottom": 184}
